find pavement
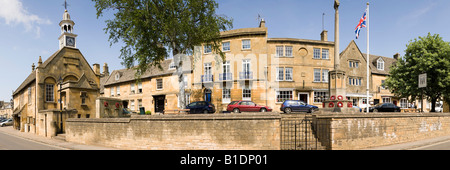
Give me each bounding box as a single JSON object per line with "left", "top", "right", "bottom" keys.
{"left": 0, "top": 126, "right": 118, "bottom": 150}
{"left": 365, "top": 135, "right": 450, "bottom": 150}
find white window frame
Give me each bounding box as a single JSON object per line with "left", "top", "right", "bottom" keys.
{"left": 276, "top": 46, "right": 284, "bottom": 57}
{"left": 322, "top": 69, "right": 329, "bottom": 83}
{"left": 313, "top": 91, "right": 329, "bottom": 103}
{"left": 138, "top": 82, "right": 143, "bottom": 93}
{"left": 285, "top": 67, "right": 293, "bottom": 81}
{"left": 130, "top": 100, "right": 135, "bottom": 111}
{"left": 242, "top": 88, "right": 251, "bottom": 101}
{"left": 204, "top": 45, "right": 212, "bottom": 54}
{"left": 314, "top": 69, "right": 321, "bottom": 82}
{"left": 242, "top": 39, "right": 251, "bottom": 50}
{"left": 276, "top": 67, "right": 284, "bottom": 81}
{"left": 222, "top": 41, "right": 230, "bottom": 51}
{"left": 400, "top": 98, "right": 408, "bottom": 108}
{"left": 377, "top": 58, "right": 384, "bottom": 70}
{"left": 243, "top": 59, "right": 251, "bottom": 73}
{"left": 169, "top": 62, "right": 176, "bottom": 70}
{"left": 276, "top": 90, "right": 293, "bottom": 103}
{"left": 382, "top": 97, "right": 391, "bottom": 103}
{"left": 110, "top": 87, "right": 114, "bottom": 97}
{"left": 156, "top": 79, "right": 163, "bottom": 90}
{"left": 130, "top": 83, "right": 135, "bottom": 94}
{"left": 116, "top": 86, "right": 120, "bottom": 96}
{"left": 285, "top": 46, "right": 293, "bottom": 57}
{"left": 322, "top": 49, "right": 329, "bottom": 59}
{"left": 313, "top": 48, "right": 321, "bottom": 59}
{"left": 204, "top": 63, "right": 212, "bottom": 75}
{"left": 222, "top": 88, "right": 231, "bottom": 104}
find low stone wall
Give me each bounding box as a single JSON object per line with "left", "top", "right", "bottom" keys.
{"left": 314, "top": 113, "right": 450, "bottom": 150}
{"left": 65, "top": 113, "right": 280, "bottom": 150}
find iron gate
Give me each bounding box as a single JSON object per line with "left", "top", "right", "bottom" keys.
{"left": 281, "top": 116, "right": 329, "bottom": 150}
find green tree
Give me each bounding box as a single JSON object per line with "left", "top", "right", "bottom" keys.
{"left": 385, "top": 33, "right": 450, "bottom": 112}
{"left": 93, "top": 0, "right": 232, "bottom": 109}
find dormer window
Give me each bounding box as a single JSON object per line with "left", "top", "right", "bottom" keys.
{"left": 115, "top": 73, "right": 120, "bottom": 80}
{"left": 169, "top": 62, "right": 176, "bottom": 70}
{"left": 377, "top": 58, "right": 384, "bottom": 70}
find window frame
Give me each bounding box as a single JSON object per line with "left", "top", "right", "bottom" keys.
{"left": 242, "top": 39, "right": 251, "bottom": 50}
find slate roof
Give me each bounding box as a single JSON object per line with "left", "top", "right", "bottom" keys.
{"left": 362, "top": 53, "right": 398, "bottom": 76}
{"left": 103, "top": 59, "right": 191, "bottom": 87}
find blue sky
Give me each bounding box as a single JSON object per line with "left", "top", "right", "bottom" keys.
{"left": 1, "top": 0, "right": 450, "bottom": 101}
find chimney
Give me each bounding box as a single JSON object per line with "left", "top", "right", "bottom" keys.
{"left": 32, "top": 63, "right": 35, "bottom": 72}
{"left": 321, "top": 30, "right": 328, "bottom": 41}
{"left": 393, "top": 53, "right": 400, "bottom": 60}
{"left": 103, "top": 63, "right": 110, "bottom": 76}
{"left": 259, "top": 18, "right": 266, "bottom": 28}
{"left": 93, "top": 63, "right": 100, "bottom": 75}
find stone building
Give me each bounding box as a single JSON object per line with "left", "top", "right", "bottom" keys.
{"left": 339, "top": 40, "right": 401, "bottom": 108}
{"left": 12, "top": 10, "right": 103, "bottom": 137}
{"left": 192, "top": 19, "right": 335, "bottom": 112}
{"left": 103, "top": 59, "right": 192, "bottom": 114}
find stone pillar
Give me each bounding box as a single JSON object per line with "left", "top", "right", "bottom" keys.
{"left": 321, "top": 0, "right": 354, "bottom": 113}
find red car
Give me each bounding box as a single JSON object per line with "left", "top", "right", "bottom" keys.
{"left": 226, "top": 100, "right": 272, "bottom": 113}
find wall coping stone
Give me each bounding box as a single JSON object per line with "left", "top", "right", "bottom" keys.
{"left": 314, "top": 112, "right": 450, "bottom": 119}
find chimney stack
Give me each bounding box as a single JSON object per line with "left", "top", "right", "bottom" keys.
{"left": 393, "top": 53, "right": 400, "bottom": 60}
{"left": 321, "top": 30, "right": 328, "bottom": 41}
{"left": 259, "top": 18, "right": 266, "bottom": 28}
{"left": 32, "top": 63, "right": 35, "bottom": 72}
{"left": 93, "top": 63, "right": 100, "bottom": 75}
{"left": 103, "top": 63, "right": 109, "bottom": 76}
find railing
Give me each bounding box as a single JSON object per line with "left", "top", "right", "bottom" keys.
{"left": 201, "top": 75, "right": 213, "bottom": 82}
{"left": 239, "top": 72, "right": 253, "bottom": 80}
{"left": 219, "top": 73, "right": 232, "bottom": 81}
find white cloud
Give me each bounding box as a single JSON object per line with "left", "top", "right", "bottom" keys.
{"left": 0, "top": 0, "right": 51, "bottom": 38}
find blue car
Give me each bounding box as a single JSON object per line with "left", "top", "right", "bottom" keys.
{"left": 186, "top": 101, "right": 216, "bottom": 114}
{"left": 280, "top": 100, "right": 319, "bottom": 113}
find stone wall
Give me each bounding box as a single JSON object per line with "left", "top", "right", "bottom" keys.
{"left": 314, "top": 113, "right": 450, "bottom": 150}
{"left": 65, "top": 113, "right": 280, "bottom": 150}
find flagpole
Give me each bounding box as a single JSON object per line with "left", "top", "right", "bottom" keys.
{"left": 366, "top": 2, "right": 370, "bottom": 113}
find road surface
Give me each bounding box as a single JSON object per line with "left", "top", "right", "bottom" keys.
{"left": 0, "top": 130, "right": 65, "bottom": 150}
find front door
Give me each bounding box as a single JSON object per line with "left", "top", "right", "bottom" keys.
{"left": 298, "top": 93, "right": 309, "bottom": 104}
{"left": 154, "top": 95, "right": 165, "bottom": 113}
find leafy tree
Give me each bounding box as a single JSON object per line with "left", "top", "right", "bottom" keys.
{"left": 385, "top": 33, "right": 450, "bottom": 112}
{"left": 93, "top": 0, "right": 232, "bottom": 109}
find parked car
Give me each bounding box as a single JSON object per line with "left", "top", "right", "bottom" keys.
{"left": 226, "top": 101, "right": 272, "bottom": 113}
{"left": 280, "top": 100, "right": 318, "bottom": 113}
{"left": 186, "top": 101, "right": 215, "bottom": 114}
{"left": 353, "top": 105, "right": 362, "bottom": 112}
{"left": 364, "top": 103, "right": 401, "bottom": 112}
{"left": 0, "top": 119, "right": 13, "bottom": 127}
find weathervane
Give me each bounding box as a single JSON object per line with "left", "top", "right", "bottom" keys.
{"left": 63, "top": 0, "right": 69, "bottom": 10}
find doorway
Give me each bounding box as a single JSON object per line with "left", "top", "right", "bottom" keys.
{"left": 298, "top": 93, "right": 309, "bottom": 104}
{"left": 154, "top": 95, "right": 166, "bottom": 113}
{"left": 204, "top": 88, "right": 212, "bottom": 102}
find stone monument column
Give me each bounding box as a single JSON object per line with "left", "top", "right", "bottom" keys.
{"left": 323, "top": 0, "right": 354, "bottom": 113}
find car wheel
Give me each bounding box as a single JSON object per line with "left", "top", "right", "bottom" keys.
{"left": 260, "top": 108, "right": 267, "bottom": 112}
{"left": 203, "top": 110, "right": 208, "bottom": 114}
{"left": 233, "top": 108, "right": 240, "bottom": 113}
{"left": 374, "top": 109, "right": 378, "bottom": 112}
{"left": 309, "top": 108, "right": 314, "bottom": 113}
{"left": 285, "top": 108, "right": 292, "bottom": 114}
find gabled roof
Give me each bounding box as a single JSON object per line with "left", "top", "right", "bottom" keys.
{"left": 103, "top": 59, "right": 191, "bottom": 87}
{"left": 340, "top": 40, "right": 398, "bottom": 76}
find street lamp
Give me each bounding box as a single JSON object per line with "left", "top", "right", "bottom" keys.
{"left": 58, "top": 76, "right": 63, "bottom": 134}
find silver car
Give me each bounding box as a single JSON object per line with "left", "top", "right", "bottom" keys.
{"left": 0, "top": 119, "right": 13, "bottom": 127}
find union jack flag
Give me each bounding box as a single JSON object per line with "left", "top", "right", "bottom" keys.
{"left": 355, "top": 11, "right": 367, "bottom": 39}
